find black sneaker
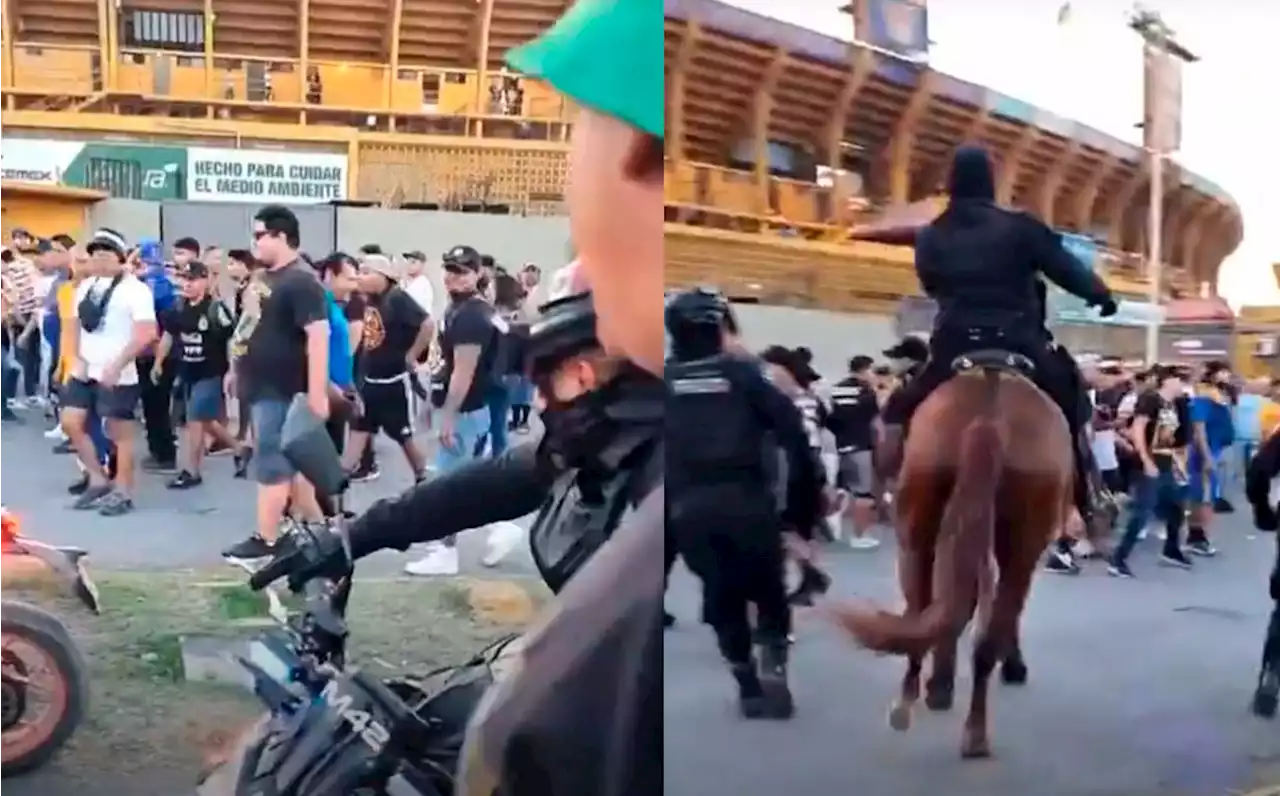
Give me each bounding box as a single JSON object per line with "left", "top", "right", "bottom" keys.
{"left": 233, "top": 447, "right": 254, "bottom": 479}
{"left": 222, "top": 534, "right": 275, "bottom": 561}
{"left": 349, "top": 462, "right": 381, "bottom": 483}
{"left": 1, "top": 408, "right": 20, "bottom": 423}
{"left": 67, "top": 473, "right": 90, "bottom": 496}
{"left": 167, "top": 470, "right": 204, "bottom": 490}
{"left": 1107, "top": 559, "right": 1135, "bottom": 578}
{"left": 206, "top": 440, "right": 233, "bottom": 457}
{"left": 1159, "top": 550, "right": 1194, "bottom": 569}
{"left": 1186, "top": 539, "right": 1218, "bottom": 557}
{"left": 51, "top": 439, "right": 73, "bottom": 455}
{"left": 1212, "top": 498, "right": 1234, "bottom": 514}
{"left": 96, "top": 491, "right": 135, "bottom": 517}
{"left": 142, "top": 457, "right": 178, "bottom": 474}
{"left": 1044, "top": 550, "right": 1081, "bottom": 574}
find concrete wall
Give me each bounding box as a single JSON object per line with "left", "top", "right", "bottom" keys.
{"left": 90, "top": 199, "right": 161, "bottom": 243}
{"left": 734, "top": 304, "right": 897, "bottom": 377}
{"left": 88, "top": 202, "right": 572, "bottom": 268}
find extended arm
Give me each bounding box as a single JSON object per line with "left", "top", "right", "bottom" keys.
{"left": 347, "top": 441, "right": 557, "bottom": 558}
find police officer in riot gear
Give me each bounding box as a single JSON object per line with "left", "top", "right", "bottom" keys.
{"left": 665, "top": 286, "right": 823, "bottom": 719}
{"left": 267, "top": 290, "right": 662, "bottom": 597}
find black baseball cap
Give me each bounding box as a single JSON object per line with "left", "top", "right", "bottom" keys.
{"left": 402, "top": 250, "right": 426, "bottom": 261}
{"left": 442, "top": 245, "right": 482, "bottom": 271}
{"left": 181, "top": 261, "right": 211, "bottom": 279}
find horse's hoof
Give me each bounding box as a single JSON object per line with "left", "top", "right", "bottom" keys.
{"left": 887, "top": 702, "right": 912, "bottom": 732}
{"left": 960, "top": 734, "right": 992, "bottom": 759}
{"left": 924, "top": 689, "right": 954, "bottom": 712}
{"left": 1001, "top": 658, "right": 1029, "bottom": 685}
{"left": 1252, "top": 688, "right": 1278, "bottom": 719}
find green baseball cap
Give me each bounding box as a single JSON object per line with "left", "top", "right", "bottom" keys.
{"left": 506, "top": 0, "right": 663, "bottom": 139}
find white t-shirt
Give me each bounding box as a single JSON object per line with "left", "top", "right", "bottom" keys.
{"left": 1087, "top": 390, "right": 1119, "bottom": 471}
{"left": 403, "top": 274, "right": 435, "bottom": 318}
{"left": 73, "top": 275, "right": 156, "bottom": 385}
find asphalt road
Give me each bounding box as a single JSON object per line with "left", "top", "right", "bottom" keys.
{"left": 0, "top": 413, "right": 540, "bottom": 576}
{"left": 664, "top": 504, "right": 1280, "bottom": 796}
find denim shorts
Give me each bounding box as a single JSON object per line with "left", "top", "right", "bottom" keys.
{"left": 184, "top": 376, "right": 224, "bottom": 423}
{"left": 251, "top": 398, "right": 295, "bottom": 485}
{"left": 434, "top": 407, "right": 491, "bottom": 472}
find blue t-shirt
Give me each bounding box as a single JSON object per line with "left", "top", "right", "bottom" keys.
{"left": 1234, "top": 393, "right": 1264, "bottom": 442}
{"left": 326, "top": 292, "right": 353, "bottom": 390}
{"left": 1189, "top": 389, "right": 1234, "bottom": 453}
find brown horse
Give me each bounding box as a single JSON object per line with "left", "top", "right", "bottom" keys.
{"left": 830, "top": 356, "right": 1074, "bottom": 758}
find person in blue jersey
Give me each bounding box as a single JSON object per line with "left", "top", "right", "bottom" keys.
{"left": 134, "top": 236, "right": 181, "bottom": 472}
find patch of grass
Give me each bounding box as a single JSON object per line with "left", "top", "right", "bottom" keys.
{"left": 214, "top": 584, "right": 271, "bottom": 621}
{"left": 2, "top": 568, "right": 546, "bottom": 790}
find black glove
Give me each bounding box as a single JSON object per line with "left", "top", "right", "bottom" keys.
{"left": 1096, "top": 298, "right": 1118, "bottom": 318}
{"left": 252, "top": 524, "right": 353, "bottom": 593}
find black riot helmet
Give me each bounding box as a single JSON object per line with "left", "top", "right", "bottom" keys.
{"left": 665, "top": 286, "right": 728, "bottom": 360}
{"left": 524, "top": 291, "right": 598, "bottom": 378}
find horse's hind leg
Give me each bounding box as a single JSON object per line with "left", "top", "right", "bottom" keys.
{"left": 962, "top": 548, "right": 1036, "bottom": 759}
{"left": 929, "top": 553, "right": 992, "bottom": 710}
{"left": 888, "top": 546, "right": 929, "bottom": 732}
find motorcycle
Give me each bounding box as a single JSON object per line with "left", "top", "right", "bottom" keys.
{"left": 1, "top": 506, "right": 99, "bottom": 778}
{"left": 198, "top": 521, "right": 513, "bottom": 796}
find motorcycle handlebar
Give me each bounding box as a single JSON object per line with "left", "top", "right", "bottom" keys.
{"left": 248, "top": 554, "right": 293, "bottom": 591}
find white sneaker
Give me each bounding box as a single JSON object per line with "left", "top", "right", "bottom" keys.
{"left": 44, "top": 425, "right": 67, "bottom": 440}
{"left": 848, "top": 535, "right": 880, "bottom": 551}
{"left": 482, "top": 522, "right": 526, "bottom": 567}
{"left": 404, "top": 544, "right": 459, "bottom": 576}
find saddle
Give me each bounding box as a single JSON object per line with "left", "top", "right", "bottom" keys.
{"left": 949, "top": 348, "right": 1035, "bottom": 376}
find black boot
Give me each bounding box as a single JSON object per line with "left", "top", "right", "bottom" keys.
{"left": 730, "top": 661, "right": 768, "bottom": 718}
{"left": 755, "top": 642, "right": 795, "bottom": 719}
{"left": 1253, "top": 606, "right": 1280, "bottom": 719}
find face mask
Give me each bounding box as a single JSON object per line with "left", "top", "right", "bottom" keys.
{"left": 539, "top": 368, "right": 661, "bottom": 469}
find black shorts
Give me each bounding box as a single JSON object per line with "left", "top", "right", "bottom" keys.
{"left": 62, "top": 378, "right": 141, "bottom": 421}
{"left": 351, "top": 379, "right": 412, "bottom": 443}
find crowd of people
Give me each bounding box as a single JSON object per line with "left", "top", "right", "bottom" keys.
{"left": 0, "top": 211, "right": 548, "bottom": 575}
{"left": 746, "top": 337, "right": 1277, "bottom": 579}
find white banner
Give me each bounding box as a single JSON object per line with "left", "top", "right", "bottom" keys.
{"left": 186, "top": 148, "right": 347, "bottom": 204}
{"left": 0, "top": 138, "right": 86, "bottom": 184}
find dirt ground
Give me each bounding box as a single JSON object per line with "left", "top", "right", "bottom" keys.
{"left": 2, "top": 568, "right": 543, "bottom": 794}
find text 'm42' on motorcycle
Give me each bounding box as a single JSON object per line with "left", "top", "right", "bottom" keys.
{"left": 1, "top": 506, "right": 99, "bottom": 778}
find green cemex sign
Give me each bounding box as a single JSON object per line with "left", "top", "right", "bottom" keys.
{"left": 72, "top": 143, "right": 187, "bottom": 200}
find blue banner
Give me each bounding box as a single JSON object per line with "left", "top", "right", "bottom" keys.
{"left": 862, "top": 0, "right": 929, "bottom": 61}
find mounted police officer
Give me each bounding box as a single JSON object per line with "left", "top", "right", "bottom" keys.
{"left": 1245, "top": 429, "right": 1280, "bottom": 719}
{"left": 665, "top": 286, "right": 823, "bottom": 719}
{"left": 878, "top": 145, "right": 1118, "bottom": 522}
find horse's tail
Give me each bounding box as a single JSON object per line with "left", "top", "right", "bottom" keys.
{"left": 917, "top": 367, "right": 1004, "bottom": 644}
{"left": 832, "top": 369, "right": 1003, "bottom": 656}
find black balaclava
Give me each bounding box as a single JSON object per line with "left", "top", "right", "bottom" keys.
{"left": 947, "top": 145, "right": 996, "bottom": 203}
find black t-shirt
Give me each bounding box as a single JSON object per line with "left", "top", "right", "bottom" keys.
{"left": 241, "top": 261, "right": 329, "bottom": 401}
{"left": 1134, "top": 389, "right": 1182, "bottom": 460}
{"left": 163, "top": 296, "right": 235, "bottom": 382}
{"left": 438, "top": 294, "right": 497, "bottom": 412}
{"left": 360, "top": 287, "right": 427, "bottom": 380}
{"left": 1172, "top": 392, "right": 1191, "bottom": 448}
{"left": 829, "top": 375, "right": 879, "bottom": 451}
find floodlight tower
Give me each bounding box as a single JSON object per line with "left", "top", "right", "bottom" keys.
{"left": 1129, "top": 3, "right": 1198, "bottom": 363}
